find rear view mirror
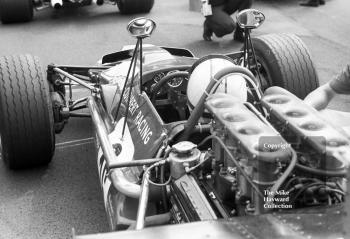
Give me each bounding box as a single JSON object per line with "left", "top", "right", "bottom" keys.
{"left": 237, "top": 9, "right": 265, "bottom": 29}
{"left": 127, "top": 17, "right": 156, "bottom": 38}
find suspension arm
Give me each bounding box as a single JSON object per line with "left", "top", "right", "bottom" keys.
{"left": 53, "top": 67, "right": 99, "bottom": 93}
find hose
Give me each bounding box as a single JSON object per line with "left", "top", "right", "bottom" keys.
{"left": 291, "top": 182, "right": 334, "bottom": 203}
{"left": 295, "top": 163, "right": 347, "bottom": 177}
{"left": 144, "top": 159, "right": 172, "bottom": 187}
{"left": 181, "top": 65, "right": 257, "bottom": 141}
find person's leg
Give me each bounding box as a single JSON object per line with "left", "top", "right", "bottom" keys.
{"left": 205, "top": 6, "right": 235, "bottom": 38}
{"left": 203, "top": 18, "right": 213, "bottom": 41}
{"left": 223, "top": 0, "right": 253, "bottom": 42}
{"left": 238, "top": 0, "right": 253, "bottom": 11}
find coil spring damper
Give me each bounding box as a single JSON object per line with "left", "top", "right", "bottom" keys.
{"left": 169, "top": 142, "right": 201, "bottom": 179}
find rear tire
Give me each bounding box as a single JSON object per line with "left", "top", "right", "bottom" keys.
{"left": 252, "top": 33, "right": 319, "bottom": 99}
{"left": 0, "top": 55, "right": 55, "bottom": 169}
{"left": 0, "top": 0, "right": 33, "bottom": 23}
{"left": 117, "top": 0, "right": 154, "bottom": 14}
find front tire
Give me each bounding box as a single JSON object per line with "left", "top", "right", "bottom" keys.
{"left": 252, "top": 33, "right": 319, "bottom": 99}
{"left": 117, "top": 0, "right": 154, "bottom": 14}
{"left": 0, "top": 55, "right": 55, "bottom": 169}
{"left": 0, "top": 0, "right": 33, "bottom": 23}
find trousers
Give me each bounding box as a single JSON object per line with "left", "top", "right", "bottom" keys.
{"left": 204, "top": 0, "right": 253, "bottom": 37}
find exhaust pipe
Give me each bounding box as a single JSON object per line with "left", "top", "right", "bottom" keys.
{"left": 51, "top": 0, "right": 63, "bottom": 9}
{"left": 87, "top": 96, "right": 141, "bottom": 198}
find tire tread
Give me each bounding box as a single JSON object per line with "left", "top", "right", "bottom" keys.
{"left": 0, "top": 55, "right": 54, "bottom": 169}
{"left": 117, "top": 0, "right": 154, "bottom": 14}
{"left": 252, "top": 33, "right": 319, "bottom": 99}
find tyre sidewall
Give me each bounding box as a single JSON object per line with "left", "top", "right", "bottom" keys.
{"left": 252, "top": 38, "right": 284, "bottom": 89}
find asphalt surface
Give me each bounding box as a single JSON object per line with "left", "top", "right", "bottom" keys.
{"left": 0, "top": 0, "right": 350, "bottom": 238}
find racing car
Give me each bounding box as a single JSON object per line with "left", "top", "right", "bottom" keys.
{"left": 0, "top": 0, "right": 154, "bottom": 23}
{"left": 1, "top": 9, "right": 350, "bottom": 239}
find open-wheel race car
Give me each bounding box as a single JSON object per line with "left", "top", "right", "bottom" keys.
{"left": 1, "top": 9, "right": 350, "bottom": 239}
{"left": 0, "top": 0, "right": 154, "bottom": 23}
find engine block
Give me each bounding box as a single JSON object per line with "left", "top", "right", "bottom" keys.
{"left": 261, "top": 87, "right": 350, "bottom": 172}
{"left": 205, "top": 93, "right": 293, "bottom": 214}
{"left": 206, "top": 94, "right": 292, "bottom": 161}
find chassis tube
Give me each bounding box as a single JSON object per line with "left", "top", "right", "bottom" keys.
{"left": 135, "top": 170, "right": 151, "bottom": 230}
{"left": 87, "top": 96, "right": 141, "bottom": 198}
{"left": 108, "top": 158, "right": 162, "bottom": 169}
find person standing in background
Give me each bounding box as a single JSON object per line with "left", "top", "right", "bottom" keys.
{"left": 202, "top": 0, "right": 253, "bottom": 42}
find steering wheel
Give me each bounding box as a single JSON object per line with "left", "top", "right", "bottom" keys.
{"left": 150, "top": 71, "right": 189, "bottom": 120}
{"left": 150, "top": 71, "right": 189, "bottom": 102}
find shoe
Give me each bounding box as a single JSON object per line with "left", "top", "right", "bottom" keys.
{"left": 233, "top": 24, "right": 244, "bottom": 42}
{"left": 299, "top": 0, "right": 319, "bottom": 7}
{"left": 203, "top": 22, "right": 213, "bottom": 41}
{"left": 319, "top": 0, "right": 325, "bottom": 5}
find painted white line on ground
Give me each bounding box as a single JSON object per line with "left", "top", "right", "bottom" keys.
{"left": 55, "top": 137, "right": 95, "bottom": 147}
{"left": 56, "top": 141, "right": 94, "bottom": 149}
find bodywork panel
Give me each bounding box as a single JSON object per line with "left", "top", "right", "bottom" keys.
{"left": 114, "top": 89, "right": 165, "bottom": 159}
{"left": 101, "top": 45, "right": 195, "bottom": 65}
{"left": 75, "top": 205, "right": 346, "bottom": 239}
